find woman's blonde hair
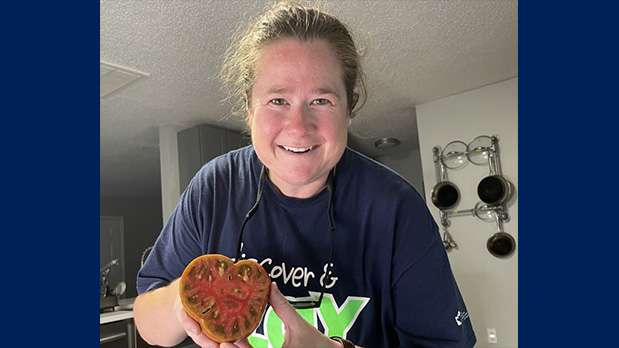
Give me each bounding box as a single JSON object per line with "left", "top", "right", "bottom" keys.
{"left": 220, "top": 1, "right": 366, "bottom": 124}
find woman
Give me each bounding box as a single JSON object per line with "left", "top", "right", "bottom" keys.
{"left": 134, "top": 2, "right": 476, "bottom": 347}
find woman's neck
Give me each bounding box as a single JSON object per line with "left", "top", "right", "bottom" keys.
{"left": 267, "top": 171, "right": 329, "bottom": 199}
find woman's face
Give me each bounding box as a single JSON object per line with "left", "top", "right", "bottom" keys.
{"left": 248, "top": 38, "right": 349, "bottom": 198}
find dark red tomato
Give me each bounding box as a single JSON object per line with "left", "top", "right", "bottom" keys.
{"left": 179, "top": 254, "right": 270, "bottom": 343}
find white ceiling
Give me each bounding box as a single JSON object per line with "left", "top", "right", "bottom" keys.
{"left": 100, "top": 0, "right": 517, "bottom": 198}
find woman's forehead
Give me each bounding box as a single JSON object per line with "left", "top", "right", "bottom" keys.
{"left": 253, "top": 38, "right": 345, "bottom": 93}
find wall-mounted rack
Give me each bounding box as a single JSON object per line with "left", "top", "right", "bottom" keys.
{"left": 431, "top": 135, "right": 516, "bottom": 258}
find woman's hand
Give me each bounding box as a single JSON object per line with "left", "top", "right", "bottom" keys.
{"left": 269, "top": 282, "right": 342, "bottom": 348}
{"left": 170, "top": 281, "right": 343, "bottom": 348}
{"left": 174, "top": 295, "right": 252, "bottom": 348}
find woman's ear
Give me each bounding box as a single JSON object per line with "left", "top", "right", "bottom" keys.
{"left": 351, "top": 92, "right": 359, "bottom": 111}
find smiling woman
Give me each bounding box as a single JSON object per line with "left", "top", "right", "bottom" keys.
{"left": 248, "top": 38, "right": 349, "bottom": 198}
{"left": 133, "top": 2, "right": 476, "bottom": 348}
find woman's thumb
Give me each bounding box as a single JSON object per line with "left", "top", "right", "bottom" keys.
{"left": 269, "top": 282, "right": 303, "bottom": 327}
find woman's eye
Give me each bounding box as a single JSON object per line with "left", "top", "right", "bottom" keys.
{"left": 269, "top": 98, "right": 287, "bottom": 106}
{"left": 311, "top": 98, "right": 331, "bottom": 106}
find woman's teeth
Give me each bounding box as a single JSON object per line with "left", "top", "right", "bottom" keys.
{"left": 281, "top": 145, "right": 313, "bottom": 153}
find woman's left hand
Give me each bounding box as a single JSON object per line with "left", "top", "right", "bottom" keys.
{"left": 268, "top": 282, "right": 341, "bottom": 348}
{"left": 175, "top": 293, "right": 252, "bottom": 348}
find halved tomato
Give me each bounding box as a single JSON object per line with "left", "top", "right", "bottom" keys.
{"left": 179, "top": 254, "right": 270, "bottom": 343}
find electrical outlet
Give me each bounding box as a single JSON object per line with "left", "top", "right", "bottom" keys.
{"left": 487, "top": 328, "right": 497, "bottom": 344}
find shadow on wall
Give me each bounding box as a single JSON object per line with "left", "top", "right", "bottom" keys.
{"left": 373, "top": 148, "right": 426, "bottom": 199}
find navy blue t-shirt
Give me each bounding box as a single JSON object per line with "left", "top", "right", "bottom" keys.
{"left": 137, "top": 146, "right": 476, "bottom": 348}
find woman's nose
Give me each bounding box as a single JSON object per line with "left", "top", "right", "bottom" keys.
{"left": 285, "top": 104, "right": 314, "bottom": 134}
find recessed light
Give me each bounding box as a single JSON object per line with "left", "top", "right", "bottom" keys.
{"left": 374, "top": 137, "right": 401, "bottom": 149}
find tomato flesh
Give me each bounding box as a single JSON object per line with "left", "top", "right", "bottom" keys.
{"left": 180, "top": 254, "right": 270, "bottom": 343}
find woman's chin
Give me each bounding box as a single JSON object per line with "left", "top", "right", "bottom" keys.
{"left": 269, "top": 168, "right": 329, "bottom": 197}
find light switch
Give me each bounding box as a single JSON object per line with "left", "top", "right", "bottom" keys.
{"left": 487, "top": 328, "right": 497, "bottom": 344}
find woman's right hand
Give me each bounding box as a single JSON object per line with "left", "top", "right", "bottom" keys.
{"left": 174, "top": 294, "right": 252, "bottom": 348}
{"left": 268, "top": 282, "right": 343, "bottom": 348}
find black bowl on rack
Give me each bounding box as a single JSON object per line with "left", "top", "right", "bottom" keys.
{"left": 431, "top": 181, "right": 460, "bottom": 210}
{"left": 487, "top": 232, "right": 516, "bottom": 258}
{"left": 477, "top": 175, "right": 513, "bottom": 206}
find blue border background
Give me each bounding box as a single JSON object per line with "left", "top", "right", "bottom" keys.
{"left": 520, "top": 2, "right": 617, "bottom": 347}
{"left": 1, "top": 2, "right": 99, "bottom": 346}
{"left": 2, "top": 1, "right": 615, "bottom": 346}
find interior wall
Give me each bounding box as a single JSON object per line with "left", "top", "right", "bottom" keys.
{"left": 100, "top": 195, "right": 163, "bottom": 298}
{"left": 416, "top": 78, "right": 518, "bottom": 348}
{"left": 159, "top": 124, "right": 182, "bottom": 225}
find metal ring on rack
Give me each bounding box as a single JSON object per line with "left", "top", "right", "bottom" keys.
{"left": 441, "top": 140, "right": 468, "bottom": 169}
{"left": 467, "top": 135, "right": 493, "bottom": 166}
{"left": 473, "top": 201, "right": 496, "bottom": 222}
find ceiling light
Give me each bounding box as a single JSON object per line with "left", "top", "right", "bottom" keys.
{"left": 374, "top": 137, "right": 401, "bottom": 149}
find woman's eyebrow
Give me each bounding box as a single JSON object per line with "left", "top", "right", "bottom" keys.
{"left": 263, "top": 86, "right": 341, "bottom": 99}
{"left": 265, "top": 86, "right": 289, "bottom": 94}
{"left": 312, "top": 88, "right": 341, "bottom": 98}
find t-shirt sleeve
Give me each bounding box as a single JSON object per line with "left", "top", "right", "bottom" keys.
{"left": 391, "top": 194, "right": 476, "bottom": 347}
{"left": 136, "top": 170, "right": 210, "bottom": 294}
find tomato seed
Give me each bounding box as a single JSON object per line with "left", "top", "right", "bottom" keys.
{"left": 232, "top": 320, "right": 239, "bottom": 334}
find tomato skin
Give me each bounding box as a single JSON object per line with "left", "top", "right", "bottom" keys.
{"left": 180, "top": 254, "right": 271, "bottom": 343}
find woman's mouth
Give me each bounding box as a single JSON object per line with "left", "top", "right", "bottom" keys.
{"left": 279, "top": 145, "right": 315, "bottom": 154}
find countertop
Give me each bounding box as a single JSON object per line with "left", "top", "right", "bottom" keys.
{"left": 100, "top": 297, "right": 135, "bottom": 325}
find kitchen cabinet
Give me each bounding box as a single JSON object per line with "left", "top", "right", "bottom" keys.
{"left": 177, "top": 124, "right": 249, "bottom": 192}
{"left": 100, "top": 298, "right": 136, "bottom": 348}
{"left": 99, "top": 298, "right": 197, "bottom": 348}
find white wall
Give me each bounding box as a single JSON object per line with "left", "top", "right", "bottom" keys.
{"left": 417, "top": 78, "right": 518, "bottom": 348}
